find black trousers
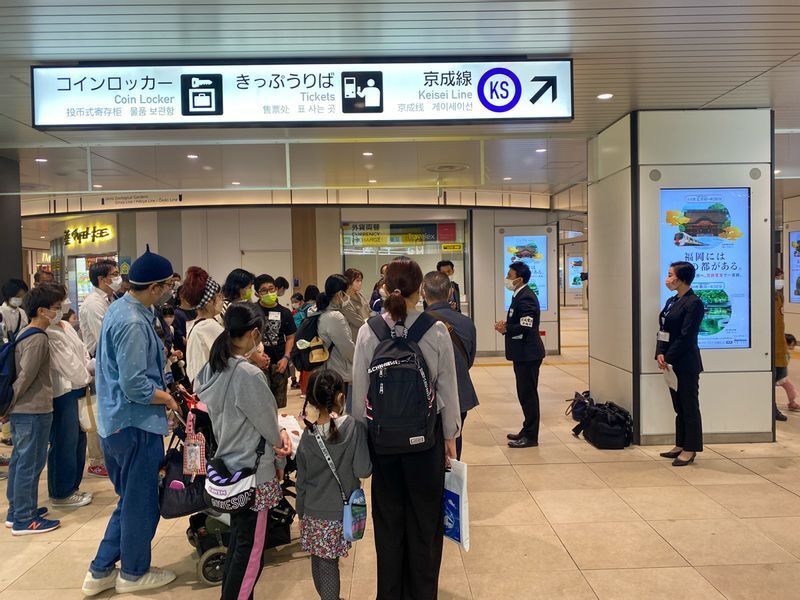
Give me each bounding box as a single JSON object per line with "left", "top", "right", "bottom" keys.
{"left": 669, "top": 369, "right": 703, "bottom": 452}
{"left": 221, "top": 508, "right": 269, "bottom": 600}
{"left": 513, "top": 360, "right": 543, "bottom": 441}
{"left": 371, "top": 419, "right": 445, "bottom": 600}
{"left": 455, "top": 411, "right": 467, "bottom": 461}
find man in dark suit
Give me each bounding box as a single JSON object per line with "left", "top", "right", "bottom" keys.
{"left": 436, "top": 260, "right": 462, "bottom": 313}
{"left": 495, "top": 262, "right": 546, "bottom": 448}
{"left": 422, "top": 270, "right": 478, "bottom": 460}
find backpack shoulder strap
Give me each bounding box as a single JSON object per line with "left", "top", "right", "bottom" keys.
{"left": 14, "top": 327, "right": 46, "bottom": 345}
{"left": 367, "top": 315, "right": 392, "bottom": 342}
{"left": 428, "top": 310, "right": 469, "bottom": 362}
{"left": 406, "top": 312, "right": 436, "bottom": 345}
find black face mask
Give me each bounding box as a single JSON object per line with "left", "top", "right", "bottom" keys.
{"left": 184, "top": 309, "right": 198, "bottom": 321}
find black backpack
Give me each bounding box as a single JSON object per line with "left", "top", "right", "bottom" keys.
{"left": 290, "top": 313, "right": 332, "bottom": 372}
{"left": 366, "top": 313, "right": 437, "bottom": 455}
{"left": 571, "top": 401, "right": 633, "bottom": 450}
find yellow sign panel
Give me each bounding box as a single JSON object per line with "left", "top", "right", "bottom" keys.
{"left": 441, "top": 243, "right": 463, "bottom": 252}
{"left": 64, "top": 224, "right": 114, "bottom": 247}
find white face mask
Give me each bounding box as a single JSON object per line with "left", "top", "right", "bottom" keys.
{"left": 45, "top": 307, "right": 64, "bottom": 327}
{"left": 776, "top": 279, "right": 785, "bottom": 291}
{"left": 244, "top": 331, "right": 262, "bottom": 358}
{"left": 108, "top": 276, "right": 123, "bottom": 292}
{"left": 505, "top": 278, "right": 519, "bottom": 292}
{"left": 9, "top": 297, "right": 22, "bottom": 308}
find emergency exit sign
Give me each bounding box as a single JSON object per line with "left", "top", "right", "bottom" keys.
{"left": 31, "top": 58, "right": 573, "bottom": 129}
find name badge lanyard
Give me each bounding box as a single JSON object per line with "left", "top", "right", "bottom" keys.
{"left": 659, "top": 296, "right": 679, "bottom": 332}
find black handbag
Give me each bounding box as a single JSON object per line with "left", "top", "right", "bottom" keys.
{"left": 266, "top": 497, "right": 296, "bottom": 549}
{"left": 565, "top": 391, "right": 593, "bottom": 422}
{"left": 572, "top": 401, "right": 633, "bottom": 450}
{"left": 159, "top": 444, "right": 210, "bottom": 519}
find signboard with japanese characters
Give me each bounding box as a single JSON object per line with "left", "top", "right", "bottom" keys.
{"left": 31, "top": 59, "right": 572, "bottom": 128}
{"left": 342, "top": 222, "right": 461, "bottom": 248}
{"left": 659, "top": 188, "right": 751, "bottom": 349}
{"left": 63, "top": 218, "right": 118, "bottom": 257}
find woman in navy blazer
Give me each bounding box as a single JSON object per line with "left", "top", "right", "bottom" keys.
{"left": 656, "top": 261, "right": 705, "bottom": 466}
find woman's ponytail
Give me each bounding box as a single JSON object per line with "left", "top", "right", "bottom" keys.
{"left": 382, "top": 258, "right": 423, "bottom": 322}
{"left": 383, "top": 289, "right": 407, "bottom": 323}
{"left": 208, "top": 330, "right": 233, "bottom": 374}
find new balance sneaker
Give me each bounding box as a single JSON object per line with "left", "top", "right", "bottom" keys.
{"left": 11, "top": 516, "right": 60, "bottom": 536}
{"left": 81, "top": 569, "right": 118, "bottom": 597}
{"left": 50, "top": 491, "right": 93, "bottom": 508}
{"left": 115, "top": 568, "right": 176, "bottom": 593}
{"left": 0, "top": 455, "right": 9, "bottom": 466}
{"left": 87, "top": 465, "right": 108, "bottom": 478}
{"left": 5, "top": 506, "right": 48, "bottom": 528}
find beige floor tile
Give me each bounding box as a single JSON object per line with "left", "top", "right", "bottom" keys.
{"left": 458, "top": 441, "right": 510, "bottom": 466}
{"left": 468, "top": 571, "right": 596, "bottom": 599}
{"left": 638, "top": 445, "right": 724, "bottom": 460}
{"left": 0, "top": 591, "right": 113, "bottom": 600}
{"left": 583, "top": 567, "right": 725, "bottom": 600}
{"left": 461, "top": 525, "right": 576, "bottom": 574}
{"left": 670, "top": 459, "right": 766, "bottom": 485}
{"left": 469, "top": 491, "right": 546, "bottom": 526}
{"left": 733, "top": 457, "right": 800, "bottom": 491}
{"left": 0, "top": 503, "right": 108, "bottom": 544}
{"left": 113, "top": 586, "right": 221, "bottom": 600}
{"left": 9, "top": 539, "right": 102, "bottom": 590}
{"left": 707, "top": 443, "right": 800, "bottom": 459}
{"left": 616, "top": 486, "right": 733, "bottom": 520}
{"left": 650, "top": 518, "right": 798, "bottom": 566}
{"left": 533, "top": 488, "right": 641, "bottom": 524}
{"left": 514, "top": 463, "right": 608, "bottom": 491}
{"left": 696, "top": 483, "right": 800, "bottom": 518}
{"left": 566, "top": 443, "right": 654, "bottom": 463}
{"left": 0, "top": 541, "right": 60, "bottom": 592}
{"left": 349, "top": 574, "right": 472, "bottom": 600}
{"left": 554, "top": 521, "right": 686, "bottom": 570}
{"left": 745, "top": 517, "right": 800, "bottom": 558}
{"left": 588, "top": 461, "right": 689, "bottom": 488}
{"left": 467, "top": 465, "right": 526, "bottom": 493}
{"left": 499, "top": 443, "right": 582, "bottom": 465}
{"left": 353, "top": 530, "right": 464, "bottom": 578}
{"left": 697, "top": 564, "right": 800, "bottom": 600}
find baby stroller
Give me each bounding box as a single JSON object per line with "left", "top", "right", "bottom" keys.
{"left": 159, "top": 388, "right": 298, "bottom": 586}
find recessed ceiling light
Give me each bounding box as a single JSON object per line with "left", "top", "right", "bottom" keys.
{"left": 39, "top": 236, "right": 45, "bottom": 239}
{"left": 597, "top": 93, "right": 614, "bottom": 100}
{"left": 503, "top": 177, "right": 513, "bottom": 181}
{"left": 368, "top": 179, "right": 377, "bottom": 184}
{"left": 187, "top": 154, "right": 199, "bottom": 159}
{"left": 536, "top": 148, "right": 547, "bottom": 153}
{"left": 775, "top": 169, "right": 782, "bottom": 175}
{"left": 93, "top": 184, "right": 103, "bottom": 189}
{"left": 34, "top": 158, "right": 47, "bottom": 163}
{"left": 362, "top": 152, "right": 374, "bottom": 157}
{"left": 202, "top": 165, "right": 213, "bottom": 171}
{"left": 231, "top": 181, "right": 241, "bottom": 185}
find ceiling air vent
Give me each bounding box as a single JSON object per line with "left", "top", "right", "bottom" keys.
{"left": 425, "top": 163, "right": 470, "bottom": 174}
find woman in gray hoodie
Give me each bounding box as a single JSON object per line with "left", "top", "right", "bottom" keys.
{"left": 296, "top": 369, "right": 371, "bottom": 600}
{"left": 195, "top": 303, "right": 291, "bottom": 600}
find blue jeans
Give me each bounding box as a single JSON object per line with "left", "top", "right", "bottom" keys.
{"left": 90, "top": 427, "right": 164, "bottom": 580}
{"left": 48, "top": 388, "right": 87, "bottom": 499}
{"left": 7, "top": 412, "right": 53, "bottom": 524}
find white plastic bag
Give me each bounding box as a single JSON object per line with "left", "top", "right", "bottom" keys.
{"left": 78, "top": 390, "right": 97, "bottom": 433}
{"left": 443, "top": 459, "right": 470, "bottom": 551}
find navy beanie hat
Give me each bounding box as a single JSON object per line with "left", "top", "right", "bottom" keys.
{"left": 128, "top": 244, "right": 174, "bottom": 286}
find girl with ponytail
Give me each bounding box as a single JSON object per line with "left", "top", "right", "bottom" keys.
{"left": 317, "top": 274, "right": 357, "bottom": 409}
{"left": 195, "top": 303, "right": 292, "bottom": 600}
{"left": 296, "top": 369, "right": 371, "bottom": 600}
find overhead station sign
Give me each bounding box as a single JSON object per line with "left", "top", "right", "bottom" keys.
{"left": 31, "top": 59, "right": 572, "bottom": 129}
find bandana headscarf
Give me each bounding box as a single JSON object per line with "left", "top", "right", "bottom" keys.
{"left": 193, "top": 277, "right": 221, "bottom": 310}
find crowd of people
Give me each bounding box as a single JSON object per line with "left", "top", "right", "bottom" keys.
{"left": 3, "top": 249, "right": 784, "bottom": 599}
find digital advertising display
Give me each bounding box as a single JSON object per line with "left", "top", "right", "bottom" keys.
{"left": 568, "top": 256, "right": 584, "bottom": 289}
{"left": 789, "top": 231, "right": 800, "bottom": 303}
{"left": 659, "top": 188, "right": 751, "bottom": 349}
{"left": 503, "top": 235, "right": 548, "bottom": 312}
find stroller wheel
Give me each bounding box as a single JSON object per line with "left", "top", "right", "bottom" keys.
{"left": 198, "top": 546, "right": 227, "bottom": 586}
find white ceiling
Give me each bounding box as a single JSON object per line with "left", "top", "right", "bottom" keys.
{"left": 2, "top": 0, "right": 800, "bottom": 193}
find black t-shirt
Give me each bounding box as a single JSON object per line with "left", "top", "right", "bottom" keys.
{"left": 256, "top": 303, "right": 297, "bottom": 361}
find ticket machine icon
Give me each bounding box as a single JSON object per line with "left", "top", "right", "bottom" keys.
{"left": 180, "top": 74, "right": 224, "bottom": 116}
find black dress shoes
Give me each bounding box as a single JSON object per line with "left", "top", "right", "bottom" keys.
{"left": 507, "top": 431, "right": 524, "bottom": 441}
{"left": 659, "top": 450, "right": 682, "bottom": 459}
{"left": 672, "top": 453, "right": 696, "bottom": 467}
{"left": 508, "top": 437, "right": 538, "bottom": 449}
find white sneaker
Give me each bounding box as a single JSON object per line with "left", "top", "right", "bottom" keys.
{"left": 50, "top": 492, "right": 93, "bottom": 508}
{"left": 115, "top": 568, "right": 176, "bottom": 593}
{"left": 81, "top": 570, "right": 117, "bottom": 597}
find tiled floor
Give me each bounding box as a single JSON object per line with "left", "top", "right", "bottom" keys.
{"left": 3, "top": 306, "right": 800, "bottom": 599}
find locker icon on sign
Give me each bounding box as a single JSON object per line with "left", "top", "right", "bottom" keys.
{"left": 180, "top": 74, "right": 224, "bottom": 116}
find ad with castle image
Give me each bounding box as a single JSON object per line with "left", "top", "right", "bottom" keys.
{"left": 503, "top": 235, "right": 549, "bottom": 312}
{"left": 660, "top": 188, "right": 750, "bottom": 349}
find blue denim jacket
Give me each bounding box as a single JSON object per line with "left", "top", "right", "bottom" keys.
{"left": 96, "top": 294, "right": 168, "bottom": 438}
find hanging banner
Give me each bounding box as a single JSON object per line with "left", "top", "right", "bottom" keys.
{"left": 32, "top": 59, "right": 573, "bottom": 129}
{"left": 659, "top": 188, "right": 751, "bottom": 349}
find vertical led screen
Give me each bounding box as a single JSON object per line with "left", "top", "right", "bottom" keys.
{"left": 660, "top": 188, "right": 750, "bottom": 349}
{"left": 503, "top": 235, "right": 548, "bottom": 311}
{"left": 790, "top": 231, "right": 800, "bottom": 303}
{"left": 568, "top": 256, "right": 583, "bottom": 289}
